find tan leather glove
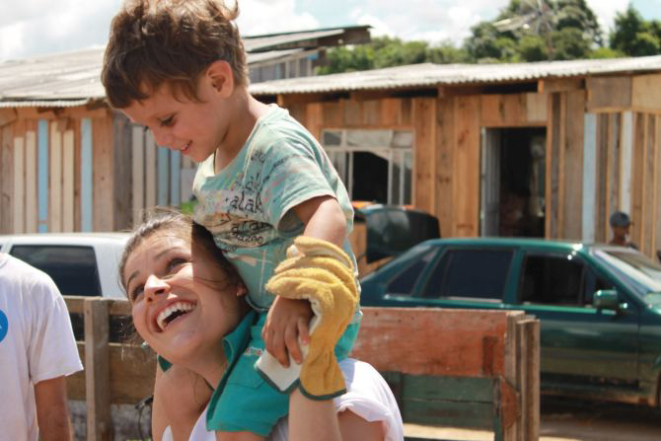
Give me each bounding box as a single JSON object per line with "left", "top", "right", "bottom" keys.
{"left": 256, "top": 236, "right": 359, "bottom": 399}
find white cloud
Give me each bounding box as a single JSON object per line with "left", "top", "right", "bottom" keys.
{"left": 349, "top": 8, "right": 395, "bottom": 38}
{"left": 354, "top": 0, "right": 505, "bottom": 44}
{"left": 587, "top": 0, "right": 629, "bottom": 33}
{"left": 236, "top": 0, "right": 319, "bottom": 35}
{"left": 0, "top": 0, "right": 649, "bottom": 62}
{"left": 0, "top": 0, "right": 121, "bottom": 61}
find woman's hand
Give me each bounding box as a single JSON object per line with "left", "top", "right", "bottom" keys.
{"left": 263, "top": 297, "right": 312, "bottom": 367}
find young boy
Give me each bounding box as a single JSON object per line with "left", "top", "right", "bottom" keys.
{"left": 102, "top": 0, "right": 360, "bottom": 439}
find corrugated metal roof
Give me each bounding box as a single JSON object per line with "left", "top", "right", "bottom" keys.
{"left": 0, "top": 27, "right": 360, "bottom": 105}
{"left": 6, "top": 42, "right": 661, "bottom": 106}
{"left": 0, "top": 47, "right": 106, "bottom": 101}
{"left": 0, "top": 99, "right": 90, "bottom": 108}
{"left": 0, "top": 47, "right": 305, "bottom": 103}
{"left": 247, "top": 48, "right": 305, "bottom": 64}
{"left": 249, "top": 56, "right": 661, "bottom": 95}
{"left": 243, "top": 29, "right": 345, "bottom": 52}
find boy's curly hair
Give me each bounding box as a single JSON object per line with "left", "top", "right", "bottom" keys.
{"left": 102, "top": 0, "right": 248, "bottom": 108}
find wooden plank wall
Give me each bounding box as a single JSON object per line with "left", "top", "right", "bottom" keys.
{"left": 282, "top": 92, "right": 546, "bottom": 239}
{"left": 0, "top": 106, "right": 194, "bottom": 234}
{"left": 0, "top": 107, "right": 119, "bottom": 234}
{"left": 545, "top": 90, "right": 586, "bottom": 241}
{"left": 580, "top": 109, "right": 661, "bottom": 259}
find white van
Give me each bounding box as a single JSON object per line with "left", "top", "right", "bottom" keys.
{"left": 0, "top": 233, "right": 130, "bottom": 299}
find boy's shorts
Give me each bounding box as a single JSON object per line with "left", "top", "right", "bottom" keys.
{"left": 211, "top": 311, "right": 360, "bottom": 436}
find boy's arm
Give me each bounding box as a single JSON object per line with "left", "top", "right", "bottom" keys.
{"left": 263, "top": 195, "right": 348, "bottom": 367}
{"left": 293, "top": 195, "right": 347, "bottom": 247}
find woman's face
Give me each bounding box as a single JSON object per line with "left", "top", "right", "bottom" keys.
{"left": 123, "top": 230, "right": 243, "bottom": 363}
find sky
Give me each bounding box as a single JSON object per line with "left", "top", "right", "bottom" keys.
{"left": 2, "top": 0, "right": 661, "bottom": 62}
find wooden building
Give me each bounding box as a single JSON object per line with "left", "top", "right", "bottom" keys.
{"left": 3, "top": 51, "right": 661, "bottom": 259}
{"left": 251, "top": 58, "right": 661, "bottom": 260}
{"left": 0, "top": 26, "right": 370, "bottom": 234}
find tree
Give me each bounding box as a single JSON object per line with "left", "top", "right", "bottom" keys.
{"left": 318, "top": 37, "right": 469, "bottom": 75}
{"left": 610, "top": 5, "right": 661, "bottom": 56}
{"left": 463, "top": 0, "right": 602, "bottom": 61}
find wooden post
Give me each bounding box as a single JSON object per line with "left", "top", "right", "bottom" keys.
{"left": 84, "top": 298, "right": 113, "bottom": 441}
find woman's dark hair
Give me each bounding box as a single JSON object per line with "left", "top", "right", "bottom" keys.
{"left": 119, "top": 207, "right": 241, "bottom": 295}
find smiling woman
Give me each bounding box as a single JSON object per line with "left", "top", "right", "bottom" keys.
{"left": 119, "top": 208, "right": 403, "bottom": 441}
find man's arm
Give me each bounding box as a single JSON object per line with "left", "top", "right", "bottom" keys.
{"left": 34, "top": 376, "right": 73, "bottom": 441}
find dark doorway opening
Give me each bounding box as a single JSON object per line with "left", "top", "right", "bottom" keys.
{"left": 482, "top": 127, "right": 546, "bottom": 238}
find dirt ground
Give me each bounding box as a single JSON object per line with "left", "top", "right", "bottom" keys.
{"left": 404, "top": 397, "right": 661, "bottom": 441}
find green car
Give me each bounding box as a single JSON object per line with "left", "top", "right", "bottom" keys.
{"left": 360, "top": 238, "right": 661, "bottom": 407}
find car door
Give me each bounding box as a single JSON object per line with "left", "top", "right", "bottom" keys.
{"left": 514, "top": 250, "right": 640, "bottom": 389}
{"left": 411, "top": 246, "right": 516, "bottom": 310}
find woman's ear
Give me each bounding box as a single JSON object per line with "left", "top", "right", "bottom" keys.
{"left": 236, "top": 283, "right": 247, "bottom": 297}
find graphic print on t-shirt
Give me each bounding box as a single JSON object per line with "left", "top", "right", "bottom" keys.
{"left": 0, "top": 310, "right": 8, "bottom": 343}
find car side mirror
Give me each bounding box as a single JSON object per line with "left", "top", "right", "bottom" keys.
{"left": 594, "top": 289, "right": 619, "bottom": 310}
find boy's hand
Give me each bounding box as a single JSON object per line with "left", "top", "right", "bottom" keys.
{"left": 263, "top": 297, "right": 312, "bottom": 367}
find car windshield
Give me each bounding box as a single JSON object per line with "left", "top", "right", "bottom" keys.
{"left": 593, "top": 249, "right": 661, "bottom": 298}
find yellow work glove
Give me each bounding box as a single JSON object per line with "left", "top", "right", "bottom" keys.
{"left": 258, "top": 236, "right": 359, "bottom": 399}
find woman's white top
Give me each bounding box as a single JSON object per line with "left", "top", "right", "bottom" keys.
{"left": 164, "top": 358, "right": 404, "bottom": 441}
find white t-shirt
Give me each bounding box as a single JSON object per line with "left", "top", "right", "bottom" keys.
{"left": 167, "top": 359, "right": 404, "bottom": 441}
{"left": 0, "top": 254, "right": 83, "bottom": 441}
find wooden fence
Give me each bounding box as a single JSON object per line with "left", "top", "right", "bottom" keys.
{"left": 64, "top": 297, "right": 539, "bottom": 441}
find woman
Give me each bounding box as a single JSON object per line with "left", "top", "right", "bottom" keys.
{"left": 120, "top": 210, "right": 403, "bottom": 441}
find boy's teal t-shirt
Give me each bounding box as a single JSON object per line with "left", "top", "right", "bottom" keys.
{"left": 193, "top": 105, "right": 358, "bottom": 311}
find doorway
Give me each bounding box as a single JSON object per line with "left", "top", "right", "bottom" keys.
{"left": 481, "top": 127, "right": 546, "bottom": 238}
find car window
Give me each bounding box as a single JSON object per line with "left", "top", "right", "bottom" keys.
{"left": 10, "top": 245, "right": 102, "bottom": 297}
{"left": 423, "top": 249, "right": 514, "bottom": 300}
{"left": 519, "top": 254, "right": 585, "bottom": 305}
{"left": 386, "top": 248, "right": 438, "bottom": 295}
{"left": 582, "top": 268, "right": 615, "bottom": 306}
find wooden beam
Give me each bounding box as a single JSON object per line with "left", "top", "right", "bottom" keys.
{"left": 620, "top": 112, "right": 633, "bottom": 215}
{"left": 112, "top": 113, "right": 133, "bottom": 231}
{"left": 632, "top": 73, "right": 661, "bottom": 112}
{"left": 0, "top": 108, "right": 17, "bottom": 127}
{"left": 644, "top": 114, "right": 656, "bottom": 257}
{"left": 563, "top": 90, "right": 585, "bottom": 240}
{"left": 92, "top": 118, "right": 114, "bottom": 232}
{"left": 25, "top": 125, "right": 38, "bottom": 233}
{"left": 436, "top": 97, "right": 455, "bottom": 237}
{"left": 84, "top": 298, "right": 113, "bottom": 441}
{"left": 586, "top": 76, "right": 632, "bottom": 112}
{"left": 131, "top": 126, "right": 145, "bottom": 225}
{"left": 62, "top": 129, "right": 75, "bottom": 232}
{"left": 582, "top": 113, "right": 597, "bottom": 243}
{"left": 0, "top": 124, "right": 13, "bottom": 233}
{"left": 49, "top": 121, "right": 63, "bottom": 232}
{"left": 539, "top": 78, "right": 584, "bottom": 94}
{"left": 453, "top": 96, "right": 481, "bottom": 237}
{"left": 413, "top": 98, "right": 437, "bottom": 214}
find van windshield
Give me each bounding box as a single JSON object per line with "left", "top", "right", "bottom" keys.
{"left": 593, "top": 249, "right": 661, "bottom": 297}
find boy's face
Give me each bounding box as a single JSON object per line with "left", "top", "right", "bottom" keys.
{"left": 122, "top": 73, "right": 232, "bottom": 163}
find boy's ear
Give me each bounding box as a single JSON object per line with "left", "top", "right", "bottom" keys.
{"left": 205, "top": 61, "right": 234, "bottom": 98}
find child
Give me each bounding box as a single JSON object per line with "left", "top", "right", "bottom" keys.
{"left": 101, "top": 0, "right": 361, "bottom": 439}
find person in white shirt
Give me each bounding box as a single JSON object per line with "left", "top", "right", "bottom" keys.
{"left": 0, "top": 253, "right": 83, "bottom": 441}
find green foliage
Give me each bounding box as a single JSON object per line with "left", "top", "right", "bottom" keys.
{"left": 318, "top": 36, "right": 469, "bottom": 75}
{"left": 318, "top": 1, "right": 659, "bottom": 75}
{"left": 518, "top": 35, "right": 548, "bottom": 62}
{"left": 589, "top": 47, "right": 624, "bottom": 59}
{"left": 610, "top": 5, "right": 661, "bottom": 56}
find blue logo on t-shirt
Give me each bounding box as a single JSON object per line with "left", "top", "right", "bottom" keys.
{"left": 0, "top": 310, "right": 8, "bottom": 343}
